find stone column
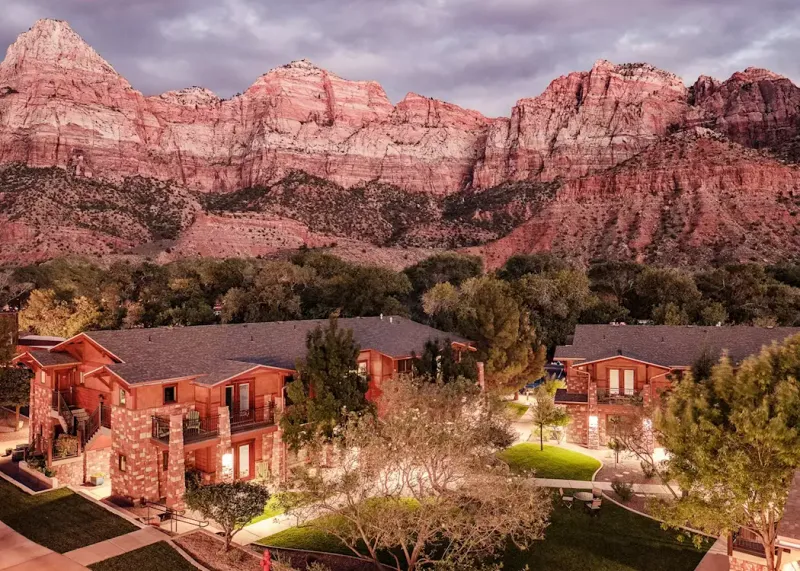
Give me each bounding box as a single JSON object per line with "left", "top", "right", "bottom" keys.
{"left": 587, "top": 380, "right": 599, "bottom": 449}
{"left": 477, "top": 362, "right": 486, "bottom": 392}
{"left": 271, "top": 430, "right": 285, "bottom": 482}
{"left": 216, "top": 406, "right": 232, "bottom": 483}
{"left": 642, "top": 383, "right": 655, "bottom": 453}
{"left": 166, "top": 413, "right": 186, "bottom": 509}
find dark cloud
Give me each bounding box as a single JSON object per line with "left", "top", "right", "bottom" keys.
{"left": 1, "top": 0, "right": 798, "bottom": 116}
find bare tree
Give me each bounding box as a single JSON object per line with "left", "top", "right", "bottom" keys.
{"left": 284, "top": 377, "right": 551, "bottom": 571}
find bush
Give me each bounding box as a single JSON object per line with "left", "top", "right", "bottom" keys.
{"left": 54, "top": 434, "right": 79, "bottom": 458}
{"left": 640, "top": 461, "right": 657, "bottom": 479}
{"left": 611, "top": 480, "right": 634, "bottom": 502}
{"left": 185, "top": 468, "right": 203, "bottom": 490}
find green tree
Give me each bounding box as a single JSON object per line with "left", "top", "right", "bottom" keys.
{"left": 404, "top": 253, "right": 483, "bottom": 319}
{"left": 184, "top": 481, "right": 270, "bottom": 551}
{"left": 19, "top": 289, "right": 101, "bottom": 337}
{"left": 513, "top": 269, "right": 593, "bottom": 349}
{"left": 587, "top": 261, "right": 644, "bottom": 309}
{"left": 411, "top": 339, "right": 477, "bottom": 383}
{"left": 280, "top": 317, "right": 373, "bottom": 450}
{"left": 428, "top": 276, "right": 545, "bottom": 394}
{"left": 497, "top": 253, "right": 572, "bottom": 281}
{"left": 634, "top": 267, "right": 701, "bottom": 321}
{"left": 0, "top": 315, "right": 29, "bottom": 431}
{"left": 529, "top": 381, "right": 569, "bottom": 450}
{"left": 655, "top": 335, "right": 800, "bottom": 571}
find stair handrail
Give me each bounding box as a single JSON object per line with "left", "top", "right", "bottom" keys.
{"left": 53, "top": 390, "right": 75, "bottom": 434}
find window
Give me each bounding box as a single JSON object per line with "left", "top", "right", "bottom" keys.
{"left": 608, "top": 369, "right": 635, "bottom": 396}
{"left": 163, "top": 385, "right": 177, "bottom": 404}
{"left": 357, "top": 361, "right": 368, "bottom": 378}
{"left": 162, "top": 451, "right": 169, "bottom": 471}
{"left": 119, "top": 454, "right": 127, "bottom": 472}
{"left": 119, "top": 388, "right": 127, "bottom": 407}
{"left": 397, "top": 359, "right": 413, "bottom": 374}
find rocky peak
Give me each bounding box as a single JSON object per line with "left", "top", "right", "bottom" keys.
{"left": 731, "top": 67, "right": 786, "bottom": 82}
{"left": 156, "top": 86, "right": 220, "bottom": 107}
{"left": 0, "top": 18, "right": 123, "bottom": 82}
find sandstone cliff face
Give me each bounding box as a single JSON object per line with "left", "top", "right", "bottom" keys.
{"left": 472, "top": 60, "right": 689, "bottom": 188}
{"left": 3, "top": 18, "right": 800, "bottom": 268}
{"left": 471, "top": 129, "right": 800, "bottom": 268}
{"left": 0, "top": 20, "right": 489, "bottom": 195}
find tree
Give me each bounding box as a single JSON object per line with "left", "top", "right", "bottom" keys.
{"left": 654, "top": 335, "right": 800, "bottom": 571}
{"left": 404, "top": 253, "right": 483, "bottom": 320}
{"left": 0, "top": 316, "right": 29, "bottom": 430}
{"left": 284, "top": 377, "right": 550, "bottom": 571}
{"left": 497, "top": 253, "right": 572, "bottom": 281}
{"left": 412, "top": 339, "right": 477, "bottom": 383}
{"left": 634, "top": 267, "right": 701, "bottom": 322}
{"left": 424, "top": 276, "right": 546, "bottom": 393}
{"left": 184, "top": 481, "right": 270, "bottom": 551}
{"left": 280, "top": 317, "right": 373, "bottom": 451}
{"left": 19, "top": 289, "right": 101, "bottom": 337}
{"left": 529, "top": 380, "right": 569, "bottom": 450}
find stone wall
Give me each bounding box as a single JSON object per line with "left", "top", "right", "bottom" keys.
{"left": 565, "top": 403, "right": 589, "bottom": 446}
{"left": 110, "top": 402, "right": 194, "bottom": 503}
{"left": 85, "top": 447, "right": 111, "bottom": 480}
{"left": 729, "top": 556, "right": 768, "bottom": 571}
{"left": 51, "top": 455, "right": 83, "bottom": 486}
{"left": 29, "top": 378, "right": 53, "bottom": 450}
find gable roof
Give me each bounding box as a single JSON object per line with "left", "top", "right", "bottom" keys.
{"left": 554, "top": 325, "right": 800, "bottom": 368}
{"left": 21, "top": 349, "right": 81, "bottom": 368}
{"left": 81, "top": 316, "right": 470, "bottom": 386}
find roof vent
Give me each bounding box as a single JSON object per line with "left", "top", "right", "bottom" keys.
{"left": 380, "top": 314, "right": 383, "bottom": 321}
{"left": 148, "top": 334, "right": 152, "bottom": 342}
{"left": 617, "top": 348, "right": 623, "bottom": 355}
{"left": 661, "top": 336, "right": 665, "bottom": 342}
{"left": 389, "top": 316, "right": 393, "bottom": 324}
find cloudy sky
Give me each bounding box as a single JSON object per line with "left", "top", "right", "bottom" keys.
{"left": 1, "top": 0, "right": 798, "bottom": 116}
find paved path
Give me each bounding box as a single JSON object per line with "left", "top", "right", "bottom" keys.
{"left": 63, "top": 527, "right": 165, "bottom": 566}
{"left": 536, "top": 478, "right": 674, "bottom": 495}
{"left": 234, "top": 513, "right": 303, "bottom": 546}
{"left": 0, "top": 521, "right": 90, "bottom": 571}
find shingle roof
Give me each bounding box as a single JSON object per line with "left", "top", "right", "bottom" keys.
{"left": 778, "top": 471, "right": 800, "bottom": 543}
{"left": 85, "top": 317, "right": 470, "bottom": 385}
{"left": 28, "top": 349, "right": 80, "bottom": 367}
{"left": 554, "top": 325, "right": 800, "bottom": 368}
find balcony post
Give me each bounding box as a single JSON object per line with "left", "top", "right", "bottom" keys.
{"left": 166, "top": 413, "right": 186, "bottom": 510}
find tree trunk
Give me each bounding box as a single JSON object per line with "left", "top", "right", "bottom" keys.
{"left": 14, "top": 406, "right": 20, "bottom": 432}
{"left": 540, "top": 423, "right": 544, "bottom": 451}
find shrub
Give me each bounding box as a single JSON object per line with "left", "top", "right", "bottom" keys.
{"left": 640, "top": 461, "right": 657, "bottom": 479}
{"left": 611, "top": 480, "right": 634, "bottom": 502}
{"left": 54, "top": 434, "right": 78, "bottom": 458}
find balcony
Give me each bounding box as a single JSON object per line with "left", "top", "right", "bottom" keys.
{"left": 230, "top": 405, "right": 276, "bottom": 434}
{"left": 151, "top": 413, "right": 219, "bottom": 444}
{"left": 731, "top": 533, "right": 766, "bottom": 558}
{"left": 597, "top": 388, "right": 644, "bottom": 406}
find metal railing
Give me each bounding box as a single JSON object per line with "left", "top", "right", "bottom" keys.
{"left": 143, "top": 501, "right": 208, "bottom": 534}
{"left": 82, "top": 404, "right": 111, "bottom": 445}
{"left": 597, "top": 388, "right": 644, "bottom": 405}
{"left": 151, "top": 414, "right": 220, "bottom": 443}
{"left": 230, "top": 404, "right": 275, "bottom": 433}
{"left": 52, "top": 390, "right": 75, "bottom": 434}
{"left": 731, "top": 533, "right": 766, "bottom": 558}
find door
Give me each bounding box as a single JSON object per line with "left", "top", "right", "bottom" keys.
{"left": 235, "top": 442, "right": 252, "bottom": 480}
{"left": 609, "top": 369, "right": 620, "bottom": 395}
{"left": 225, "top": 386, "right": 234, "bottom": 412}
{"left": 624, "top": 370, "right": 635, "bottom": 396}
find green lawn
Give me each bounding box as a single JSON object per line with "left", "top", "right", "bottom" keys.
{"left": 505, "top": 401, "right": 530, "bottom": 419}
{"left": 89, "top": 542, "right": 198, "bottom": 571}
{"left": 0, "top": 478, "right": 137, "bottom": 553}
{"left": 249, "top": 494, "right": 288, "bottom": 525}
{"left": 258, "top": 498, "right": 708, "bottom": 571}
{"left": 498, "top": 443, "right": 601, "bottom": 480}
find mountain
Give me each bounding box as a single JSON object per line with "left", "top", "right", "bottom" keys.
{"left": 1, "top": 19, "right": 800, "bottom": 268}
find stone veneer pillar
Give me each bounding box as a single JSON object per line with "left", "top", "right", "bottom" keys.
{"left": 587, "top": 381, "right": 599, "bottom": 449}
{"left": 477, "top": 362, "right": 486, "bottom": 392}
{"left": 216, "top": 406, "right": 232, "bottom": 483}
{"left": 30, "top": 379, "right": 53, "bottom": 451}
{"left": 271, "top": 430, "right": 285, "bottom": 482}
{"left": 166, "top": 413, "right": 186, "bottom": 509}
{"left": 642, "top": 384, "right": 655, "bottom": 453}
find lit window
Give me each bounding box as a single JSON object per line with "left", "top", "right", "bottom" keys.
{"left": 163, "top": 385, "right": 177, "bottom": 404}
{"left": 119, "top": 454, "right": 127, "bottom": 472}
{"left": 589, "top": 415, "right": 599, "bottom": 428}
{"left": 119, "top": 389, "right": 127, "bottom": 407}
{"left": 357, "top": 362, "right": 368, "bottom": 377}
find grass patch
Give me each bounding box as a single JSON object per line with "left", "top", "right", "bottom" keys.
{"left": 505, "top": 401, "right": 530, "bottom": 418}
{"left": 0, "top": 478, "right": 137, "bottom": 553}
{"left": 498, "top": 444, "right": 601, "bottom": 480}
{"left": 89, "top": 541, "right": 197, "bottom": 571}
{"left": 257, "top": 499, "right": 708, "bottom": 571}
{"left": 249, "top": 494, "right": 288, "bottom": 525}
{"left": 503, "top": 498, "right": 709, "bottom": 571}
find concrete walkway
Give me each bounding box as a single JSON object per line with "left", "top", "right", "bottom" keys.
{"left": 233, "top": 513, "right": 303, "bottom": 546}
{"left": 694, "top": 536, "right": 730, "bottom": 571}
{"left": 0, "top": 521, "right": 90, "bottom": 571}
{"left": 63, "top": 527, "right": 165, "bottom": 567}
{"left": 536, "top": 478, "right": 674, "bottom": 495}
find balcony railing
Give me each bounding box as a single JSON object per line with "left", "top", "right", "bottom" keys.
{"left": 230, "top": 405, "right": 276, "bottom": 434}
{"left": 597, "top": 388, "right": 644, "bottom": 405}
{"left": 151, "top": 414, "right": 220, "bottom": 444}
{"left": 731, "top": 533, "right": 766, "bottom": 558}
